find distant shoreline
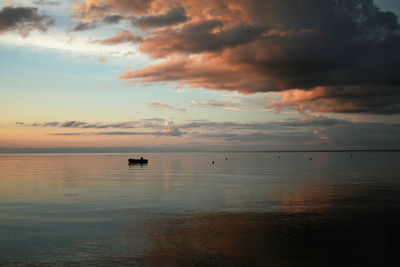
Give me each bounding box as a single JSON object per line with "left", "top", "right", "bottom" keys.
{"left": 1, "top": 149, "right": 400, "bottom": 154}
{"left": 228, "top": 149, "right": 400, "bottom": 153}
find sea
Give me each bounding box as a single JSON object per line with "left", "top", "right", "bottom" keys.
{"left": 0, "top": 152, "right": 399, "bottom": 266}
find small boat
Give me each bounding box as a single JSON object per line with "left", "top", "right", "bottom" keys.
{"left": 128, "top": 157, "right": 148, "bottom": 164}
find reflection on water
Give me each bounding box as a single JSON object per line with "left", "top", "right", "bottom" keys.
{"left": 127, "top": 184, "right": 400, "bottom": 266}
{"left": 0, "top": 152, "right": 400, "bottom": 266}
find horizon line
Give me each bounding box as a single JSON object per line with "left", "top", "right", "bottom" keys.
{"left": 1, "top": 147, "right": 400, "bottom": 154}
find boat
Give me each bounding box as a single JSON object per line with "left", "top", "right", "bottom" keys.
{"left": 128, "top": 157, "right": 148, "bottom": 164}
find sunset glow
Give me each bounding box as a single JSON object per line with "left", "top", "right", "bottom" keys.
{"left": 1, "top": 0, "right": 400, "bottom": 152}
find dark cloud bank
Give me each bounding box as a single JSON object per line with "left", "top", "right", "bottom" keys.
{"left": 133, "top": 5, "right": 187, "bottom": 28}
{"left": 113, "top": 0, "right": 400, "bottom": 115}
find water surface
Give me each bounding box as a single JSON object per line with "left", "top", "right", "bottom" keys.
{"left": 1, "top": 152, "right": 399, "bottom": 266}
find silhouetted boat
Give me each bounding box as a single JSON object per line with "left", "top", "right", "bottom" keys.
{"left": 128, "top": 157, "right": 148, "bottom": 164}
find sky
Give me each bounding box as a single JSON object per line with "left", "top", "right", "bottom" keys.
{"left": 1, "top": 0, "right": 400, "bottom": 152}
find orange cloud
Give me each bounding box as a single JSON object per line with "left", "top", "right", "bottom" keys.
{"left": 139, "top": 20, "right": 263, "bottom": 58}
{"left": 72, "top": 0, "right": 248, "bottom": 23}
{"left": 266, "top": 87, "right": 382, "bottom": 114}
{"left": 120, "top": 56, "right": 270, "bottom": 94}
{"left": 73, "top": 0, "right": 154, "bottom": 22}
{"left": 95, "top": 31, "right": 143, "bottom": 45}
{"left": 73, "top": 0, "right": 400, "bottom": 114}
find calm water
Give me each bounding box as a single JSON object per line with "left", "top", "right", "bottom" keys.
{"left": 1, "top": 152, "right": 400, "bottom": 266}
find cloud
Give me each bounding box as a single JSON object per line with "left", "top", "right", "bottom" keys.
{"left": 313, "top": 129, "right": 328, "bottom": 140}
{"left": 194, "top": 132, "right": 316, "bottom": 142}
{"left": 139, "top": 20, "right": 264, "bottom": 58}
{"left": 0, "top": 6, "right": 53, "bottom": 36}
{"left": 42, "top": 121, "right": 59, "bottom": 127}
{"left": 96, "top": 55, "right": 106, "bottom": 62}
{"left": 48, "top": 120, "right": 400, "bottom": 147}
{"left": 326, "top": 122, "right": 400, "bottom": 147}
{"left": 60, "top": 121, "right": 87, "bottom": 127}
{"left": 119, "top": 56, "right": 269, "bottom": 94}
{"left": 95, "top": 31, "right": 143, "bottom": 45}
{"left": 117, "top": 0, "right": 400, "bottom": 114}
{"left": 50, "top": 120, "right": 184, "bottom": 137}
{"left": 190, "top": 99, "right": 260, "bottom": 111}
{"left": 73, "top": 0, "right": 153, "bottom": 22}
{"left": 72, "top": 22, "right": 96, "bottom": 31}
{"left": 267, "top": 86, "right": 400, "bottom": 114}
{"left": 191, "top": 100, "right": 229, "bottom": 108}
{"left": 52, "top": 130, "right": 183, "bottom": 137}
{"left": 14, "top": 115, "right": 342, "bottom": 132}
{"left": 19, "top": 118, "right": 184, "bottom": 131}
{"left": 147, "top": 102, "right": 189, "bottom": 113}
{"left": 23, "top": 120, "right": 137, "bottom": 129}
{"left": 133, "top": 5, "right": 187, "bottom": 28}
{"left": 16, "top": 116, "right": 400, "bottom": 147}
{"left": 147, "top": 102, "right": 173, "bottom": 110}
{"left": 102, "top": 14, "right": 124, "bottom": 24}
{"left": 33, "top": 0, "right": 60, "bottom": 6}
{"left": 179, "top": 115, "right": 341, "bottom": 131}
{"left": 142, "top": 117, "right": 166, "bottom": 122}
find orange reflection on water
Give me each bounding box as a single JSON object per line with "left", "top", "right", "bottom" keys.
{"left": 279, "top": 184, "right": 337, "bottom": 214}
{"left": 125, "top": 212, "right": 282, "bottom": 266}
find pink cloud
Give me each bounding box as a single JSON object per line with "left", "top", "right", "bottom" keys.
{"left": 95, "top": 31, "right": 143, "bottom": 45}
{"left": 266, "top": 87, "right": 372, "bottom": 114}
{"left": 119, "top": 56, "right": 271, "bottom": 94}
{"left": 147, "top": 102, "right": 173, "bottom": 110}
{"left": 96, "top": 56, "right": 106, "bottom": 62}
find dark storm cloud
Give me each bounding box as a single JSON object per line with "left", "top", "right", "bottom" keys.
{"left": 120, "top": 0, "right": 400, "bottom": 114}
{"left": 133, "top": 5, "right": 187, "bottom": 28}
{"left": 267, "top": 86, "right": 400, "bottom": 114}
{"left": 0, "top": 6, "right": 53, "bottom": 36}
{"left": 139, "top": 20, "right": 264, "bottom": 57}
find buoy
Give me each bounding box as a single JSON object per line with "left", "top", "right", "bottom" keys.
{"left": 212, "top": 161, "right": 215, "bottom": 165}
{"left": 350, "top": 154, "right": 353, "bottom": 159}
{"left": 225, "top": 157, "right": 227, "bottom": 160}
{"left": 310, "top": 157, "right": 312, "bottom": 161}
{"left": 278, "top": 155, "right": 280, "bottom": 159}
